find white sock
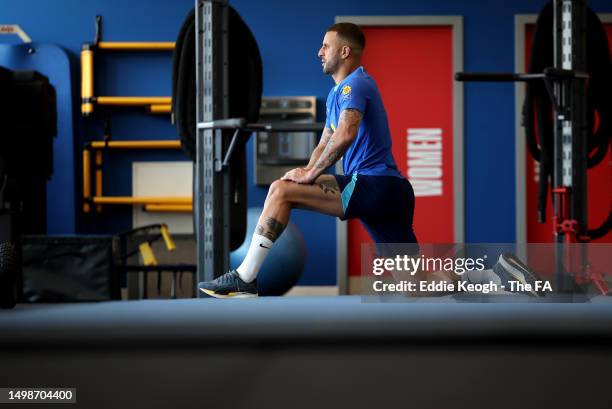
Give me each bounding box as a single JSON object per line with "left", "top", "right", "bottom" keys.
{"left": 236, "top": 234, "right": 274, "bottom": 283}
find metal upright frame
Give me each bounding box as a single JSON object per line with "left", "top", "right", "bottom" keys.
{"left": 552, "top": 0, "right": 588, "bottom": 291}
{"left": 195, "top": 0, "right": 230, "bottom": 283}
{"left": 194, "top": 0, "right": 324, "bottom": 287}
{"left": 456, "top": 0, "right": 600, "bottom": 293}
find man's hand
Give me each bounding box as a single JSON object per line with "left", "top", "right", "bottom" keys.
{"left": 280, "top": 167, "right": 316, "bottom": 184}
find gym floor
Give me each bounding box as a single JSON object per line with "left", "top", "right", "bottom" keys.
{"left": 2, "top": 296, "right": 612, "bottom": 409}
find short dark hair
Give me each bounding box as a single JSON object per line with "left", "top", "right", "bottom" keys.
{"left": 326, "top": 22, "right": 365, "bottom": 51}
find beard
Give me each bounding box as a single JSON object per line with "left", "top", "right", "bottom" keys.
{"left": 322, "top": 55, "right": 340, "bottom": 75}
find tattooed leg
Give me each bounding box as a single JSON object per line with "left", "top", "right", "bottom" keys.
{"left": 236, "top": 220, "right": 285, "bottom": 283}
{"left": 256, "top": 180, "right": 292, "bottom": 243}
{"left": 234, "top": 184, "right": 290, "bottom": 282}
{"left": 256, "top": 217, "right": 286, "bottom": 242}
{"left": 233, "top": 175, "right": 342, "bottom": 282}
{"left": 318, "top": 179, "right": 340, "bottom": 195}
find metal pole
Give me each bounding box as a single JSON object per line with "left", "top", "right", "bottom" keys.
{"left": 553, "top": 0, "right": 587, "bottom": 292}
{"left": 195, "top": 0, "right": 230, "bottom": 286}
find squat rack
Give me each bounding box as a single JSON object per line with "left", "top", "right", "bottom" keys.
{"left": 457, "top": 0, "right": 607, "bottom": 293}
{"left": 194, "top": 0, "right": 323, "bottom": 285}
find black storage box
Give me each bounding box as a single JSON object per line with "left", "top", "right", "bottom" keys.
{"left": 21, "top": 235, "right": 120, "bottom": 302}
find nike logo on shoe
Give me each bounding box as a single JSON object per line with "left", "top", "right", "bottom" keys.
{"left": 259, "top": 243, "right": 270, "bottom": 249}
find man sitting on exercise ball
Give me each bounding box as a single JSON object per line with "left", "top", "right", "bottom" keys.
{"left": 198, "top": 22, "right": 540, "bottom": 298}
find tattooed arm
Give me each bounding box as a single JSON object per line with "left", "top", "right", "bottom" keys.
{"left": 281, "top": 109, "right": 362, "bottom": 184}
{"left": 279, "top": 128, "right": 331, "bottom": 183}
{"left": 311, "top": 109, "right": 362, "bottom": 173}
{"left": 305, "top": 127, "right": 334, "bottom": 169}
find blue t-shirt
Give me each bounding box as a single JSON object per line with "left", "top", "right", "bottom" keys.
{"left": 325, "top": 66, "right": 402, "bottom": 178}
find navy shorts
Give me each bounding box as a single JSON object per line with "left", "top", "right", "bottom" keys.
{"left": 334, "top": 173, "right": 418, "bottom": 245}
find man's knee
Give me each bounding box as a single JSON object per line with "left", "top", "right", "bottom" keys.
{"left": 268, "top": 179, "right": 292, "bottom": 202}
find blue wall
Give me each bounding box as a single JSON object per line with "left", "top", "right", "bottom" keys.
{"left": 2, "top": 0, "right": 611, "bottom": 285}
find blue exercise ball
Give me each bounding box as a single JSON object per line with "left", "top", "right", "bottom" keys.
{"left": 230, "top": 207, "right": 307, "bottom": 296}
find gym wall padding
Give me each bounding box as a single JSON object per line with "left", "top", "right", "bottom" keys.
{"left": 0, "top": 43, "right": 74, "bottom": 234}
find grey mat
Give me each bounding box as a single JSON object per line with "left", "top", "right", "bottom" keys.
{"left": 2, "top": 296, "right": 612, "bottom": 409}
{"left": 2, "top": 295, "right": 612, "bottom": 346}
